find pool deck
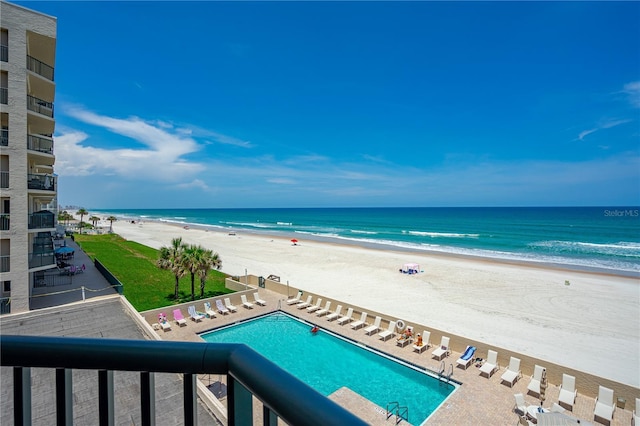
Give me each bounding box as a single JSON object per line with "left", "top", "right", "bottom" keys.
{"left": 152, "top": 289, "right": 635, "bottom": 426}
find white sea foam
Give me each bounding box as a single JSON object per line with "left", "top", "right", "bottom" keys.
{"left": 277, "top": 222, "right": 293, "bottom": 226}
{"left": 350, "top": 230, "right": 378, "bottom": 235}
{"left": 403, "top": 230, "right": 480, "bottom": 238}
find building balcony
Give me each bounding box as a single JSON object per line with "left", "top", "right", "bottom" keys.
{"left": 0, "top": 213, "right": 8, "bottom": 231}
{"left": 28, "top": 173, "right": 56, "bottom": 191}
{"left": 0, "top": 44, "right": 7, "bottom": 62}
{"left": 1, "top": 335, "right": 366, "bottom": 426}
{"left": 27, "top": 55, "right": 54, "bottom": 81}
{"left": 1, "top": 129, "right": 7, "bottom": 146}
{"left": 27, "top": 95, "right": 54, "bottom": 118}
{"left": 0, "top": 87, "right": 6, "bottom": 105}
{"left": 29, "top": 211, "right": 55, "bottom": 230}
{"left": 27, "top": 134, "right": 54, "bottom": 154}
{"left": 0, "top": 254, "right": 8, "bottom": 273}
{"left": 0, "top": 171, "right": 8, "bottom": 189}
{"left": 29, "top": 250, "right": 55, "bottom": 269}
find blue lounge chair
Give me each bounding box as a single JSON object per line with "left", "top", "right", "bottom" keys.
{"left": 456, "top": 345, "right": 477, "bottom": 370}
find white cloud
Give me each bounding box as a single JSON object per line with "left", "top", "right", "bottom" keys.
{"left": 622, "top": 81, "right": 640, "bottom": 108}
{"left": 577, "top": 118, "right": 633, "bottom": 141}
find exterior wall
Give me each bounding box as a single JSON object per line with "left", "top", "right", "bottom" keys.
{"left": 0, "top": 1, "right": 56, "bottom": 313}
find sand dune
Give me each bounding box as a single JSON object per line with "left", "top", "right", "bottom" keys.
{"left": 111, "top": 219, "right": 639, "bottom": 387}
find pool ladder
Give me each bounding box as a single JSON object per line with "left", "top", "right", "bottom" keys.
{"left": 439, "top": 361, "right": 454, "bottom": 383}
{"left": 386, "top": 401, "right": 409, "bottom": 425}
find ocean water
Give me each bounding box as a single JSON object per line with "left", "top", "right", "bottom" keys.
{"left": 93, "top": 207, "right": 640, "bottom": 275}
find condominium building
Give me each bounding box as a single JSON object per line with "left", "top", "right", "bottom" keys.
{"left": 0, "top": 1, "right": 57, "bottom": 313}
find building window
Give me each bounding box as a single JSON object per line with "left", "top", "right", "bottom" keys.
{"left": 2, "top": 280, "right": 9, "bottom": 292}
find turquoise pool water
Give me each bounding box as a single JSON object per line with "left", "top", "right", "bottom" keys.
{"left": 200, "top": 313, "right": 456, "bottom": 425}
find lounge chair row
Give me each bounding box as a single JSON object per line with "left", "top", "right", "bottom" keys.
{"left": 514, "top": 383, "right": 623, "bottom": 425}
{"left": 155, "top": 293, "right": 268, "bottom": 331}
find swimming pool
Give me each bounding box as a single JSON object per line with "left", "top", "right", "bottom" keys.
{"left": 200, "top": 312, "right": 456, "bottom": 425}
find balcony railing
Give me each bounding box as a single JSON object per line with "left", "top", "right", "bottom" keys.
{"left": 28, "top": 173, "right": 56, "bottom": 191}
{"left": 27, "top": 55, "right": 54, "bottom": 81}
{"left": 1, "top": 129, "right": 7, "bottom": 146}
{"left": 29, "top": 251, "right": 55, "bottom": 269}
{"left": 27, "top": 134, "right": 53, "bottom": 154}
{"left": 0, "top": 171, "right": 8, "bottom": 189}
{"left": 0, "top": 44, "right": 7, "bottom": 62}
{"left": 27, "top": 95, "right": 54, "bottom": 118}
{"left": 0, "top": 87, "right": 6, "bottom": 105}
{"left": 29, "top": 211, "right": 55, "bottom": 229}
{"left": 1, "top": 335, "right": 367, "bottom": 426}
{"left": 0, "top": 255, "right": 8, "bottom": 273}
{"left": 0, "top": 213, "right": 8, "bottom": 230}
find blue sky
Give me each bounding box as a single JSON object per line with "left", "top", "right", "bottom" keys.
{"left": 20, "top": 1, "right": 640, "bottom": 208}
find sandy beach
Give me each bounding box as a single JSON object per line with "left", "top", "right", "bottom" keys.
{"left": 110, "top": 219, "right": 639, "bottom": 388}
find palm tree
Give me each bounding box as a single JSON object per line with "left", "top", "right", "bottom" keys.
{"left": 89, "top": 216, "right": 101, "bottom": 230}
{"left": 106, "top": 216, "right": 117, "bottom": 233}
{"left": 58, "top": 210, "right": 72, "bottom": 226}
{"left": 182, "top": 244, "right": 202, "bottom": 301}
{"left": 198, "top": 250, "right": 222, "bottom": 298}
{"left": 76, "top": 208, "right": 88, "bottom": 234}
{"left": 157, "top": 237, "right": 187, "bottom": 299}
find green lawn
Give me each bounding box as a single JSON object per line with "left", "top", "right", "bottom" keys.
{"left": 74, "top": 233, "right": 232, "bottom": 311}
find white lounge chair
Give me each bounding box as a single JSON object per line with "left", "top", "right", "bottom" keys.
{"left": 215, "top": 299, "right": 230, "bottom": 315}
{"left": 253, "top": 292, "right": 266, "bottom": 306}
{"left": 240, "top": 294, "right": 255, "bottom": 309}
{"left": 551, "top": 403, "right": 565, "bottom": 413}
{"left": 480, "top": 350, "right": 499, "bottom": 378}
{"left": 350, "top": 312, "right": 368, "bottom": 329}
{"left": 501, "top": 357, "right": 522, "bottom": 387}
{"left": 364, "top": 316, "right": 381, "bottom": 335}
{"left": 431, "top": 336, "right": 450, "bottom": 361}
{"left": 412, "top": 330, "right": 431, "bottom": 353}
{"left": 456, "top": 345, "right": 477, "bottom": 370}
{"left": 594, "top": 385, "right": 615, "bottom": 423}
{"left": 514, "top": 393, "right": 527, "bottom": 416}
{"left": 315, "top": 301, "right": 332, "bottom": 317}
{"left": 527, "top": 365, "right": 545, "bottom": 397}
{"left": 188, "top": 305, "right": 205, "bottom": 322}
{"left": 202, "top": 302, "right": 216, "bottom": 318}
{"left": 518, "top": 415, "right": 535, "bottom": 426}
{"left": 337, "top": 307, "right": 353, "bottom": 325}
{"left": 306, "top": 298, "right": 323, "bottom": 313}
{"left": 157, "top": 313, "right": 171, "bottom": 331}
{"left": 378, "top": 320, "right": 396, "bottom": 341}
{"left": 558, "top": 374, "right": 577, "bottom": 411}
{"left": 326, "top": 305, "right": 342, "bottom": 321}
{"left": 224, "top": 297, "right": 238, "bottom": 313}
{"left": 632, "top": 397, "right": 639, "bottom": 426}
{"left": 296, "top": 295, "right": 313, "bottom": 309}
{"left": 287, "top": 290, "right": 303, "bottom": 305}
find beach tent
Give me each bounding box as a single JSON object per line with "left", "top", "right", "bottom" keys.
{"left": 401, "top": 263, "right": 420, "bottom": 274}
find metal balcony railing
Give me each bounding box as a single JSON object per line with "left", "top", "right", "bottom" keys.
{"left": 1, "top": 129, "right": 7, "bottom": 146}
{"left": 27, "top": 55, "right": 54, "bottom": 81}
{"left": 27, "top": 95, "right": 54, "bottom": 118}
{"left": 1, "top": 335, "right": 367, "bottom": 426}
{"left": 27, "top": 173, "right": 56, "bottom": 191}
{"left": 0, "top": 213, "right": 8, "bottom": 230}
{"left": 27, "top": 134, "right": 53, "bottom": 154}
{"left": 0, "top": 44, "right": 7, "bottom": 62}
{"left": 29, "top": 211, "right": 55, "bottom": 229}
{"left": 28, "top": 251, "right": 55, "bottom": 269}
{"left": 0, "top": 255, "right": 9, "bottom": 273}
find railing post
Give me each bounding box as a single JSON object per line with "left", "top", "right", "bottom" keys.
{"left": 140, "top": 372, "right": 155, "bottom": 426}
{"left": 56, "top": 368, "right": 73, "bottom": 426}
{"left": 13, "top": 367, "right": 32, "bottom": 426}
{"left": 263, "top": 405, "right": 278, "bottom": 426}
{"left": 183, "top": 373, "right": 196, "bottom": 426}
{"left": 98, "top": 370, "right": 114, "bottom": 426}
{"left": 228, "top": 376, "right": 253, "bottom": 426}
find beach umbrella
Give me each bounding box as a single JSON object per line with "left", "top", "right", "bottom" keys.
{"left": 291, "top": 239, "right": 298, "bottom": 245}
{"left": 55, "top": 246, "right": 74, "bottom": 254}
